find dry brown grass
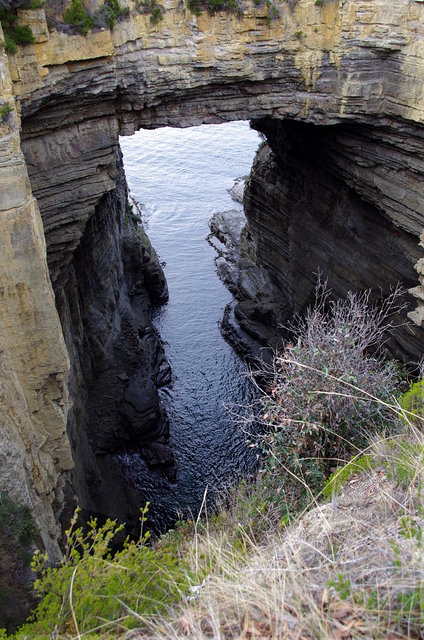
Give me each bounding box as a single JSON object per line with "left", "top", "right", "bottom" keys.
{"left": 123, "top": 427, "right": 424, "bottom": 640}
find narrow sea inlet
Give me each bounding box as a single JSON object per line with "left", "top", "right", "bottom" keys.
{"left": 119, "top": 121, "right": 261, "bottom": 528}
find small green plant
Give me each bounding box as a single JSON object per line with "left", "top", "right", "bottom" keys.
{"left": 137, "top": 0, "right": 163, "bottom": 23}
{"left": 0, "top": 9, "right": 34, "bottom": 54}
{"left": 314, "top": 0, "right": 323, "bottom": 6}
{"left": 399, "top": 379, "right": 424, "bottom": 423}
{"left": 97, "top": 0, "right": 129, "bottom": 29}
{"left": 63, "top": 0, "right": 94, "bottom": 35}
{"left": 187, "top": 0, "right": 239, "bottom": 16}
{"left": 0, "top": 490, "right": 38, "bottom": 551}
{"left": 294, "top": 29, "right": 303, "bottom": 38}
{"left": 0, "top": 102, "right": 12, "bottom": 122}
{"left": 322, "top": 455, "right": 374, "bottom": 498}
{"left": 263, "top": 0, "right": 279, "bottom": 23}
{"left": 150, "top": 4, "right": 162, "bottom": 23}
{"left": 17, "top": 506, "right": 193, "bottom": 637}
{"left": 327, "top": 573, "right": 351, "bottom": 600}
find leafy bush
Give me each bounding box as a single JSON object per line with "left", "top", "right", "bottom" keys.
{"left": 0, "top": 490, "right": 38, "bottom": 552}
{"left": 16, "top": 506, "right": 192, "bottom": 637}
{"left": 0, "top": 102, "right": 12, "bottom": 122}
{"left": 11, "top": 23, "right": 33, "bottom": 42}
{"left": 63, "top": 0, "right": 94, "bottom": 35}
{"left": 137, "top": 0, "right": 163, "bottom": 24}
{"left": 399, "top": 379, "right": 424, "bottom": 423}
{"left": 187, "top": 0, "right": 239, "bottom": 17}
{"left": 257, "top": 281, "right": 404, "bottom": 509}
{"left": 96, "top": 0, "right": 129, "bottom": 29}
{"left": 0, "top": 8, "right": 34, "bottom": 53}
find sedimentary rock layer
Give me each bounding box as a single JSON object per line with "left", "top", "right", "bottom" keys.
{"left": 234, "top": 119, "right": 424, "bottom": 360}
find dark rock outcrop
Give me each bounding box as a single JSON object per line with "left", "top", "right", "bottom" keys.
{"left": 224, "top": 118, "right": 424, "bottom": 362}
{"left": 51, "top": 149, "right": 175, "bottom": 531}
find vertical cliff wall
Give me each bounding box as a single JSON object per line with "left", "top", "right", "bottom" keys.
{"left": 229, "top": 117, "right": 424, "bottom": 360}
{"left": 0, "top": 31, "right": 73, "bottom": 562}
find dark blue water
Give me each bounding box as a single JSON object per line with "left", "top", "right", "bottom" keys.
{"left": 119, "top": 122, "right": 260, "bottom": 527}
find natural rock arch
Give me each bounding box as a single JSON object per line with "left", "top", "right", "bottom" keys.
{"left": 1, "top": 0, "right": 424, "bottom": 556}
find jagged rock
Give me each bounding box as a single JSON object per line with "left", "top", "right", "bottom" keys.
{"left": 227, "top": 177, "right": 246, "bottom": 204}
{"left": 209, "top": 208, "right": 288, "bottom": 358}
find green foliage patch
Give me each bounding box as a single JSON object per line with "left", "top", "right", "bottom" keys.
{"left": 399, "top": 379, "right": 424, "bottom": 423}
{"left": 97, "top": 0, "right": 129, "bottom": 30}
{"left": 64, "top": 0, "right": 129, "bottom": 34}
{"left": 187, "top": 0, "right": 240, "bottom": 17}
{"left": 14, "top": 506, "right": 192, "bottom": 638}
{"left": 0, "top": 102, "right": 12, "bottom": 121}
{"left": 322, "top": 454, "right": 374, "bottom": 498}
{"left": 137, "top": 0, "right": 163, "bottom": 25}
{"left": 63, "top": 0, "right": 94, "bottom": 35}
{"left": 0, "top": 490, "right": 38, "bottom": 550}
{"left": 0, "top": 9, "right": 34, "bottom": 54}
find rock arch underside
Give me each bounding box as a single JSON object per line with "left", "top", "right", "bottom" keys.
{"left": 1, "top": 0, "right": 424, "bottom": 569}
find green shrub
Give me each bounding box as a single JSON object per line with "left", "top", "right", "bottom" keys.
{"left": 16, "top": 506, "right": 192, "bottom": 637}
{"left": 0, "top": 8, "right": 34, "bottom": 53}
{"left": 257, "top": 282, "right": 403, "bottom": 510}
{"left": 63, "top": 0, "right": 94, "bottom": 35}
{"left": 137, "top": 0, "right": 163, "bottom": 23}
{"left": 314, "top": 0, "right": 323, "bottom": 6}
{"left": 187, "top": 0, "right": 239, "bottom": 16}
{"left": 97, "top": 0, "right": 129, "bottom": 29}
{"left": 0, "top": 102, "right": 12, "bottom": 121}
{"left": 150, "top": 5, "right": 162, "bottom": 23}
{"left": 399, "top": 379, "right": 424, "bottom": 423}
{"left": 11, "top": 23, "right": 34, "bottom": 44}
{"left": 0, "top": 490, "right": 38, "bottom": 550}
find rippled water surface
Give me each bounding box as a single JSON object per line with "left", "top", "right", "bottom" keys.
{"left": 120, "top": 121, "right": 261, "bottom": 527}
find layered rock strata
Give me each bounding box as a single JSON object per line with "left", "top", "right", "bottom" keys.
{"left": 0, "top": 33, "right": 72, "bottom": 562}
{"left": 223, "top": 118, "right": 424, "bottom": 361}
{"left": 53, "top": 154, "right": 174, "bottom": 532}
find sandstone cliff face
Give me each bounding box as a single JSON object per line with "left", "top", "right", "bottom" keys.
{"left": 1, "top": 0, "right": 424, "bottom": 564}
{"left": 0, "top": 34, "right": 72, "bottom": 564}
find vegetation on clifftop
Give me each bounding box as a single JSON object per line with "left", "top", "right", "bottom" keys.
{"left": 2, "top": 285, "right": 423, "bottom": 639}
{"left": 0, "top": 8, "right": 34, "bottom": 54}
{"left": 63, "top": 0, "right": 129, "bottom": 34}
